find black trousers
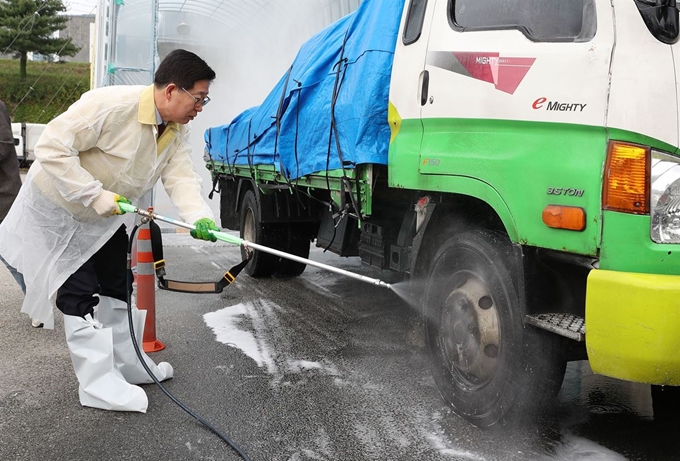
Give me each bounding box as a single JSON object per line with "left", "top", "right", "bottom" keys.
{"left": 56, "top": 224, "right": 133, "bottom": 318}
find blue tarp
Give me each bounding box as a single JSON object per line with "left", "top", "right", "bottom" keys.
{"left": 204, "top": 0, "right": 404, "bottom": 180}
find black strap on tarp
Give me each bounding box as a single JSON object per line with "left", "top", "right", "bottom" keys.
{"left": 148, "top": 220, "right": 250, "bottom": 294}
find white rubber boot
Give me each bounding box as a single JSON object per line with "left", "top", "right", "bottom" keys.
{"left": 63, "top": 314, "right": 148, "bottom": 412}
{"left": 96, "top": 296, "right": 173, "bottom": 384}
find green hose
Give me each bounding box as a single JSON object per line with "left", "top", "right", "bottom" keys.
{"left": 117, "top": 202, "right": 243, "bottom": 246}
{"left": 118, "top": 202, "right": 137, "bottom": 214}
{"left": 212, "top": 230, "right": 243, "bottom": 246}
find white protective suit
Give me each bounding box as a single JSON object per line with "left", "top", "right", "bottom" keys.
{"left": 0, "top": 84, "right": 213, "bottom": 329}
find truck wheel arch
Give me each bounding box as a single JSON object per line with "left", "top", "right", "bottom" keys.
{"left": 409, "top": 186, "right": 518, "bottom": 280}
{"left": 217, "top": 176, "right": 255, "bottom": 230}
{"left": 234, "top": 178, "right": 256, "bottom": 217}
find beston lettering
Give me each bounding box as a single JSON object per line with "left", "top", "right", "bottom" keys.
{"left": 548, "top": 188, "right": 584, "bottom": 197}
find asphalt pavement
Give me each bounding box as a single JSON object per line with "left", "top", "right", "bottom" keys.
{"left": 2, "top": 233, "right": 680, "bottom": 461}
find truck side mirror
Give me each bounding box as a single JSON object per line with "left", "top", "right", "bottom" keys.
{"left": 14, "top": 137, "right": 20, "bottom": 146}
{"left": 634, "top": 0, "right": 679, "bottom": 44}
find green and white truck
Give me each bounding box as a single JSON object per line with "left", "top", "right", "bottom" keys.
{"left": 204, "top": 0, "right": 680, "bottom": 426}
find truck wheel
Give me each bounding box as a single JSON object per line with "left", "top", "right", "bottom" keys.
{"left": 424, "top": 229, "right": 565, "bottom": 427}
{"left": 240, "top": 190, "right": 282, "bottom": 277}
{"left": 275, "top": 224, "right": 310, "bottom": 277}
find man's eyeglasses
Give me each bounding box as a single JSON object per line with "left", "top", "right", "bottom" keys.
{"left": 181, "top": 87, "right": 211, "bottom": 107}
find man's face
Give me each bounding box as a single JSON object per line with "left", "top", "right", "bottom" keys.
{"left": 166, "top": 79, "right": 211, "bottom": 124}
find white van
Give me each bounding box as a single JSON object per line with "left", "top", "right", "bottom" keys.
{"left": 12, "top": 123, "right": 46, "bottom": 166}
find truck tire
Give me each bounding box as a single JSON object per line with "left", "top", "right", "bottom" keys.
{"left": 275, "top": 224, "right": 310, "bottom": 277}
{"left": 423, "top": 229, "right": 565, "bottom": 427}
{"left": 240, "top": 190, "right": 282, "bottom": 277}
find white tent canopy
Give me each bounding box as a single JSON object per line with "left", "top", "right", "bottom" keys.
{"left": 93, "top": 0, "right": 360, "bottom": 88}
{"left": 92, "top": 0, "right": 361, "bottom": 221}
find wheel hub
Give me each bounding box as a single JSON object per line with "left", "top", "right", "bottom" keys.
{"left": 440, "top": 273, "right": 501, "bottom": 388}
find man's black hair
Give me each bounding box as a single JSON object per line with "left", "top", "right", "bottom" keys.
{"left": 154, "top": 49, "right": 216, "bottom": 90}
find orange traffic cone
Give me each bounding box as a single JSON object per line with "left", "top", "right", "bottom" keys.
{"left": 135, "top": 221, "right": 166, "bottom": 352}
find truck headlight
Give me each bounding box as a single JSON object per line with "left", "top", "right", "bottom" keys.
{"left": 651, "top": 151, "right": 680, "bottom": 243}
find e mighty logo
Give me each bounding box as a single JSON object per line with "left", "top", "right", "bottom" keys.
{"left": 427, "top": 51, "right": 535, "bottom": 95}
{"left": 533, "top": 97, "right": 587, "bottom": 112}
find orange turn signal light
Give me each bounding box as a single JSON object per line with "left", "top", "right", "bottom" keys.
{"left": 603, "top": 142, "right": 649, "bottom": 214}
{"left": 542, "top": 205, "right": 586, "bottom": 231}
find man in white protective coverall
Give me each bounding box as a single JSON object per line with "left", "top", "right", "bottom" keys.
{"left": 0, "top": 49, "right": 220, "bottom": 413}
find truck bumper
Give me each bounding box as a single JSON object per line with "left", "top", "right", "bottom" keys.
{"left": 585, "top": 269, "right": 680, "bottom": 385}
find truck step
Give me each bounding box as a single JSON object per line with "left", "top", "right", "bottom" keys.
{"left": 524, "top": 313, "right": 585, "bottom": 341}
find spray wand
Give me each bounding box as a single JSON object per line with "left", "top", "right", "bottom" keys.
{"left": 119, "top": 202, "right": 392, "bottom": 290}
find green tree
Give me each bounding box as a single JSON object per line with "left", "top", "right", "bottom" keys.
{"left": 0, "top": 0, "right": 80, "bottom": 81}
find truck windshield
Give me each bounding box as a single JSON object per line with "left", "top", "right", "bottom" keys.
{"left": 634, "top": 0, "right": 679, "bottom": 44}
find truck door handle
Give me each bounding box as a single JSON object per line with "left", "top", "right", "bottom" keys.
{"left": 420, "top": 70, "right": 429, "bottom": 106}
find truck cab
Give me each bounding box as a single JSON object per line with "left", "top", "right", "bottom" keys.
{"left": 387, "top": 0, "right": 680, "bottom": 426}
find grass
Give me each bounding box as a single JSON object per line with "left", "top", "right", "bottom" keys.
{"left": 0, "top": 58, "right": 91, "bottom": 124}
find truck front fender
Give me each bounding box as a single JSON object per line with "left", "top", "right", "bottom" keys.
{"left": 415, "top": 175, "right": 519, "bottom": 241}
{"left": 406, "top": 177, "right": 519, "bottom": 278}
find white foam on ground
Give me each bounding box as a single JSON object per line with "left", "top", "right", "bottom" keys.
{"left": 204, "top": 301, "right": 338, "bottom": 383}
{"left": 543, "top": 433, "right": 627, "bottom": 461}
{"left": 203, "top": 300, "right": 492, "bottom": 459}
{"left": 203, "top": 302, "right": 277, "bottom": 374}
{"left": 426, "top": 432, "right": 487, "bottom": 460}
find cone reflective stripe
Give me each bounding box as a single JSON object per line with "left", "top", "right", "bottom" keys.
{"left": 136, "top": 223, "right": 165, "bottom": 352}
